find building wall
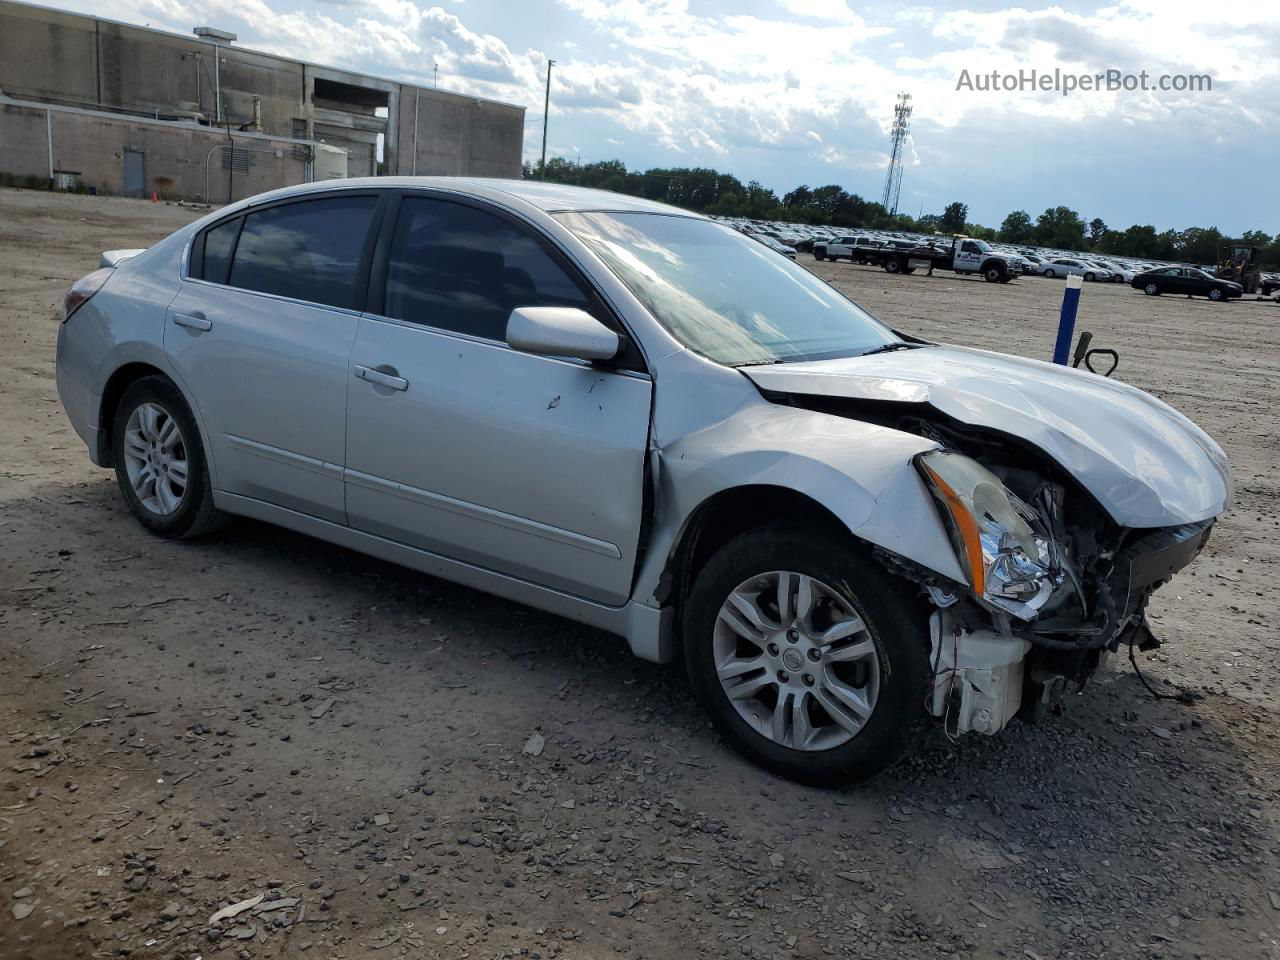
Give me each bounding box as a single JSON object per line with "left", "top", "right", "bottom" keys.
{"left": 0, "top": 3, "right": 98, "bottom": 106}
{"left": 394, "top": 87, "right": 525, "bottom": 177}
{"left": 0, "top": 0, "right": 526, "bottom": 188}
{"left": 0, "top": 104, "right": 50, "bottom": 181}
{"left": 0, "top": 102, "right": 309, "bottom": 203}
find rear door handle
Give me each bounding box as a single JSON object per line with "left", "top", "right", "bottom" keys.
{"left": 355, "top": 364, "right": 409, "bottom": 391}
{"left": 172, "top": 312, "right": 212, "bottom": 331}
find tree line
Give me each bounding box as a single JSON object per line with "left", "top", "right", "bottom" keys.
{"left": 525, "top": 158, "right": 1279, "bottom": 268}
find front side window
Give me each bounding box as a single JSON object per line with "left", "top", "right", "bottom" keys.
{"left": 228, "top": 195, "right": 379, "bottom": 309}
{"left": 557, "top": 211, "right": 897, "bottom": 366}
{"left": 383, "top": 196, "right": 593, "bottom": 341}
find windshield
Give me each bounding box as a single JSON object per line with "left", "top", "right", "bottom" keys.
{"left": 556, "top": 211, "right": 898, "bottom": 366}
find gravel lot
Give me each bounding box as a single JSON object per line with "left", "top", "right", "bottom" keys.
{"left": 1, "top": 187, "right": 1278, "bottom": 960}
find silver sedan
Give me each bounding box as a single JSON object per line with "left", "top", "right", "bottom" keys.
{"left": 56, "top": 178, "right": 1230, "bottom": 784}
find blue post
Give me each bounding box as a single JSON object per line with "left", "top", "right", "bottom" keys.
{"left": 1052, "top": 274, "right": 1083, "bottom": 365}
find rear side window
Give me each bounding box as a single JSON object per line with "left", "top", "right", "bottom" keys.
{"left": 228, "top": 195, "right": 379, "bottom": 309}
{"left": 202, "top": 217, "right": 240, "bottom": 285}
{"left": 383, "top": 196, "right": 593, "bottom": 341}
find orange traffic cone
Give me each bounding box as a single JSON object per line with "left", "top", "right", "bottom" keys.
{"left": 151, "top": 191, "right": 158, "bottom": 203}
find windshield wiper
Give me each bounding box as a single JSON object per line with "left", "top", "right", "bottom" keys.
{"left": 857, "top": 342, "right": 922, "bottom": 357}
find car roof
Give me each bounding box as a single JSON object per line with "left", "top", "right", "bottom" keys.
{"left": 226, "top": 176, "right": 702, "bottom": 218}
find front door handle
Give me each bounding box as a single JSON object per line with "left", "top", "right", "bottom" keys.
{"left": 172, "top": 312, "right": 212, "bottom": 331}
{"left": 355, "top": 364, "right": 409, "bottom": 391}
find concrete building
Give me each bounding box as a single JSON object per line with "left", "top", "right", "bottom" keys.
{"left": 0, "top": 0, "right": 526, "bottom": 202}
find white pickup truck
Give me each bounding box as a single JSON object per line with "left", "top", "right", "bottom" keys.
{"left": 889, "top": 236, "right": 1024, "bottom": 283}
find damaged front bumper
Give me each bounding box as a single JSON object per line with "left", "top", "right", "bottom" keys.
{"left": 921, "top": 518, "right": 1215, "bottom": 736}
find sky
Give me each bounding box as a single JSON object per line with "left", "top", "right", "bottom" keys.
{"left": 53, "top": 0, "right": 1280, "bottom": 233}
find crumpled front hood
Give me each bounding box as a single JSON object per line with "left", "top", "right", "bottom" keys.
{"left": 743, "top": 345, "right": 1231, "bottom": 527}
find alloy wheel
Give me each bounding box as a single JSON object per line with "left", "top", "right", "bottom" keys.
{"left": 122, "top": 402, "right": 188, "bottom": 515}
{"left": 713, "top": 570, "right": 880, "bottom": 752}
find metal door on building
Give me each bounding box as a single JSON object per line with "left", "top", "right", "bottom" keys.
{"left": 123, "top": 150, "right": 145, "bottom": 198}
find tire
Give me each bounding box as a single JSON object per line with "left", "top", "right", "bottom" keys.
{"left": 984, "top": 264, "right": 1003, "bottom": 283}
{"left": 1044, "top": 268, "right": 1056, "bottom": 278}
{"left": 885, "top": 259, "right": 902, "bottom": 274}
{"left": 903, "top": 267, "right": 916, "bottom": 275}
{"left": 112, "top": 376, "right": 227, "bottom": 540}
{"left": 814, "top": 250, "right": 826, "bottom": 261}
{"left": 1083, "top": 272, "right": 1095, "bottom": 282}
{"left": 1143, "top": 283, "right": 1160, "bottom": 296}
{"left": 682, "top": 525, "right": 930, "bottom": 786}
{"left": 1208, "top": 288, "right": 1224, "bottom": 302}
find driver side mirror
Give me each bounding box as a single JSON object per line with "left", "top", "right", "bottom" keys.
{"left": 506, "top": 306, "right": 621, "bottom": 362}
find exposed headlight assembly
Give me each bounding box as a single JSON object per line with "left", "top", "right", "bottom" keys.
{"left": 916, "top": 450, "right": 1062, "bottom": 620}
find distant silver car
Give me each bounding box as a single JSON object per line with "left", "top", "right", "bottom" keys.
{"left": 56, "top": 178, "right": 1230, "bottom": 784}
{"left": 1041, "top": 258, "right": 1111, "bottom": 281}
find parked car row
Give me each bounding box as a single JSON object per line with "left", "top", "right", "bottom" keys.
{"left": 718, "top": 215, "right": 1269, "bottom": 305}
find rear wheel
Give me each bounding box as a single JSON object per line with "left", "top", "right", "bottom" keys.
{"left": 1144, "top": 283, "right": 1160, "bottom": 296}
{"left": 112, "top": 377, "right": 226, "bottom": 539}
{"left": 885, "top": 259, "right": 902, "bottom": 274}
{"left": 682, "top": 526, "right": 930, "bottom": 785}
{"left": 1044, "top": 268, "right": 1057, "bottom": 278}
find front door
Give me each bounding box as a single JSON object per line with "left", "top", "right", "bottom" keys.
{"left": 955, "top": 240, "right": 983, "bottom": 271}
{"left": 165, "top": 192, "right": 383, "bottom": 523}
{"left": 123, "top": 150, "right": 145, "bottom": 198}
{"left": 345, "top": 194, "right": 652, "bottom": 605}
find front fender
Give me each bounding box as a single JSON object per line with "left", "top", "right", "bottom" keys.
{"left": 633, "top": 400, "right": 967, "bottom": 608}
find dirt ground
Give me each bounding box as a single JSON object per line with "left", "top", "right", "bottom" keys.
{"left": 1, "top": 187, "right": 1278, "bottom": 960}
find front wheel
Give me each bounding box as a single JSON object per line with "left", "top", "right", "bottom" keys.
{"left": 984, "top": 265, "right": 1004, "bottom": 283}
{"left": 813, "top": 250, "right": 826, "bottom": 261}
{"left": 682, "top": 527, "right": 929, "bottom": 785}
{"left": 1083, "top": 272, "right": 1095, "bottom": 282}
{"left": 1208, "top": 287, "right": 1225, "bottom": 302}
{"left": 112, "top": 376, "right": 226, "bottom": 539}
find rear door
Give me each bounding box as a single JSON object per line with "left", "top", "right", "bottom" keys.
{"left": 344, "top": 192, "right": 652, "bottom": 605}
{"left": 165, "top": 191, "right": 384, "bottom": 523}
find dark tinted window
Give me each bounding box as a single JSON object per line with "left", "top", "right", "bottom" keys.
{"left": 384, "top": 196, "right": 592, "bottom": 340}
{"left": 228, "top": 195, "right": 378, "bottom": 309}
{"left": 202, "top": 217, "right": 240, "bottom": 284}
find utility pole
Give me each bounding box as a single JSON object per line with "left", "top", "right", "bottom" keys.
{"left": 539, "top": 58, "right": 554, "bottom": 180}
{"left": 433, "top": 63, "right": 438, "bottom": 88}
